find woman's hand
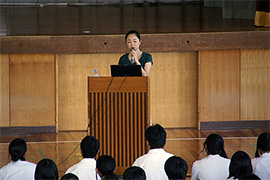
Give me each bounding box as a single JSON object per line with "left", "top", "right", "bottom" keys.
{"left": 130, "top": 48, "right": 141, "bottom": 65}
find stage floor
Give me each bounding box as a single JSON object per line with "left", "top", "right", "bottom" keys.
{"left": 0, "top": 2, "right": 256, "bottom": 36}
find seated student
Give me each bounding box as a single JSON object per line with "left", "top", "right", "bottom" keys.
{"left": 0, "top": 138, "right": 36, "bottom": 180}
{"left": 228, "top": 151, "right": 260, "bottom": 180}
{"left": 96, "top": 155, "right": 119, "bottom": 180}
{"left": 251, "top": 132, "right": 270, "bottom": 180}
{"left": 35, "top": 158, "right": 58, "bottom": 180}
{"left": 65, "top": 135, "right": 101, "bottom": 180}
{"left": 165, "top": 156, "right": 188, "bottom": 180}
{"left": 123, "top": 166, "right": 146, "bottom": 180}
{"left": 191, "top": 134, "right": 230, "bottom": 180}
{"left": 60, "top": 173, "right": 79, "bottom": 180}
{"left": 133, "top": 124, "right": 174, "bottom": 180}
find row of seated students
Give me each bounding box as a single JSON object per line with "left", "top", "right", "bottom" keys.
{"left": 0, "top": 124, "right": 269, "bottom": 180}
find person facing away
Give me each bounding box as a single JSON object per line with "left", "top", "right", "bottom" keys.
{"left": 65, "top": 135, "right": 101, "bottom": 180}
{"left": 132, "top": 124, "right": 174, "bottom": 180}
{"left": 96, "top": 155, "right": 119, "bottom": 180}
{"left": 35, "top": 158, "right": 59, "bottom": 180}
{"left": 191, "top": 133, "right": 231, "bottom": 180}
{"left": 251, "top": 132, "right": 270, "bottom": 180}
{"left": 123, "top": 166, "right": 146, "bottom": 180}
{"left": 0, "top": 138, "right": 36, "bottom": 180}
{"left": 228, "top": 151, "right": 260, "bottom": 180}
{"left": 118, "top": 30, "right": 153, "bottom": 76}
{"left": 165, "top": 156, "right": 188, "bottom": 180}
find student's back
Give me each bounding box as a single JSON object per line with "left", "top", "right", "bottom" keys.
{"left": 132, "top": 124, "right": 173, "bottom": 180}
{"left": 65, "top": 136, "right": 101, "bottom": 180}
{"left": 191, "top": 134, "right": 230, "bottom": 180}
{"left": 0, "top": 138, "right": 36, "bottom": 180}
{"left": 252, "top": 133, "right": 270, "bottom": 180}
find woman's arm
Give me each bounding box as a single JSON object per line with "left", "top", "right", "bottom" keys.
{"left": 141, "top": 62, "right": 152, "bottom": 76}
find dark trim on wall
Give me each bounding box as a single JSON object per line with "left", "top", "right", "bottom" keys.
{"left": 200, "top": 120, "right": 270, "bottom": 130}
{"left": 0, "top": 31, "right": 269, "bottom": 54}
{"left": 0, "top": 126, "right": 56, "bottom": 135}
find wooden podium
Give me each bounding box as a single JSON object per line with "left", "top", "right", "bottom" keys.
{"left": 88, "top": 77, "right": 150, "bottom": 173}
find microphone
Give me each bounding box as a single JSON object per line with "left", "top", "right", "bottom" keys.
{"left": 131, "top": 48, "right": 135, "bottom": 64}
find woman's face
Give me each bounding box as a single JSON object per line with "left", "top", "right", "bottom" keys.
{"left": 126, "top": 33, "right": 141, "bottom": 50}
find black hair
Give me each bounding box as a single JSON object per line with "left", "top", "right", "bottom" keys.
{"left": 228, "top": 151, "right": 253, "bottom": 179}
{"left": 9, "top": 138, "right": 27, "bottom": 162}
{"left": 145, "top": 124, "right": 166, "bottom": 149}
{"left": 80, "top": 135, "right": 100, "bottom": 158}
{"left": 96, "top": 155, "right": 118, "bottom": 179}
{"left": 125, "top": 30, "right": 141, "bottom": 42}
{"left": 165, "top": 156, "right": 188, "bottom": 180}
{"left": 255, "top": 132, "right": 270, "bottom": 157}
{"left": 204, "top": 134, "right": 228, "bottom": 158}
{"left": 123, "top": 166, "right": 146, "bottom": 180}
{"left": 61, "top": 173, "right": 79, "bottom": 180}
{"left": 35, "top": 158, "right": 59, "bottom": 180}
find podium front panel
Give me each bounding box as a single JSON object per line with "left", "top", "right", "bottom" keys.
{"left": 88, "top": 77, "right": 149, "bottom": 173}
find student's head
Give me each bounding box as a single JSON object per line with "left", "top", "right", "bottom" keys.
{"left": 123, "top": 166, "right": 146, "bottom": 180}
{"left": 35, "top": 158, "right": 59, "bottom": 180}
{"left": 255, "top": 132, "right": 270, "bottom": 157}
{"left": 229, "top": 151, "right": 253, "bottom": 179}
{"left": 96, "top": 155, "right": 118, "bottom": 179}
{"left": 204, "top": 134, "right": 228, "bottom": 158}
{"left": 165, "top": 156, "right": 188, "bottom": 180}
{"left": 60, "top": 173, "right": 79, "bottom": 180}
{"left": 9, "top": 138, "right": 27, "bottom": 162}
{"left": 80, "top": 135, "right": 100, "bottom": 158}
{"left": 145, "top": 124, "right": 167, "bottom": 149}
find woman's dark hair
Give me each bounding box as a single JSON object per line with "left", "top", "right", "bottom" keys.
{"left": 229, "top": 151, "right": 253, "bottom": 179}
{"left": 204, "top": 134, "right": 228, "bottom": 158}
{"left": 9, "top": 138, "right": 27, "bottom": 162}
{"left": 96, "top": 155, "right": 118, "bottom": 179}
{"left": 255, "top": 132, "right": 270, "bottom": 157}
{"left": 35, "top": 158, "right": 59, "bottom": 180}
{"left": 125, "top": 30, "right": 141, "bottom": 42}
{"left": 80, "top": 135, "right": 100, "bottom": 158}
{"left": 145, "top": 124, "right": 167, "bottom": 149}
{"left": 61, "top": 173, "right": 79, "bottom": 180}
{"left": 123, "top": 166, "right": 146, "bottom": 180}
{"left": 165, "top": 156, "right": 188, "bottom": 180}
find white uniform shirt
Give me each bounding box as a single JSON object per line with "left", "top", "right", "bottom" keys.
{"left": 191, "top": 154, "right": 230, "bottom": 180}
{"left": 252, "top": 152, "right": 270, "bottom": 180}
{"left": 132, "top": 148, "right": 173, "bottom": 180}
{"left": 0, "top": 160, "right": 36, "bottom": 180}
{"left": 66, "top": 158, "right": 101, "bottom": 180}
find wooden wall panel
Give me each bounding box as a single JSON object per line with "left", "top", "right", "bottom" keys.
{"left": 150, "top": 52, "right": 198, "bottom": 128}
{"left": 199, "top": 50, "right": 240, "bottom": 123}
{"left": 241, "top": 49, "right": 270, "bottom": 120}
{"left": 57, "top": 54, "right": 120, "bottom": 131}
{"left": 58, "top": 52, "right": 198, "bottom": 130}
{"left": 0, "top": 54, "right": 10, "bottom": 127}
{"left": 10, "top": 54, "right": 55, "bottom": 126}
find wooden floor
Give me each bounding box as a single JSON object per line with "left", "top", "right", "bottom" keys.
{"left": 0, "top": 128, "right": 268, "bottom": 179}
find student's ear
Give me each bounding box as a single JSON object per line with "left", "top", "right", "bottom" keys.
{"left": 81, "top": 149, "right": 83, "bottom": 158}
{"left": 258, "top": 149, "right": 263, "bottom": 156}
{"left": 113, "top": 167, "right": 117, "bottom": 173}
{"left": 146, "top": 140, "right": 149, "bottom": 146}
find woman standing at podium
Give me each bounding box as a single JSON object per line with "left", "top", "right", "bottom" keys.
{"left": 118, "top": 30, "right": 153, "bottom": 76}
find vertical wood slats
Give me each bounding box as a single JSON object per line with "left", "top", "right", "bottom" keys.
{"left": 88, "top": 77, "right": 149, "bottom": 171}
